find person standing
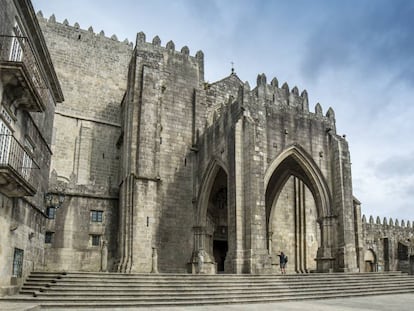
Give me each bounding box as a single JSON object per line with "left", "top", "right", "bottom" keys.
{"left": 278, "top": 251, "right": 288, "bottom": 274}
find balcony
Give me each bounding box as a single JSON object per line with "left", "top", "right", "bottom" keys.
{"left": 0, "top": 33, "right": 47, "bottom": 112}
{"left": 0, "top": 134, "right": 39, "bottom": 197}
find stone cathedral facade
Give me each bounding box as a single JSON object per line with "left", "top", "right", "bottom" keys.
{"left": 36, "top": 13, "right": 414, "bottom": 275}
{"left": 1, "top": 1, "right": 414, "bottom": 294}
{"left": 35, "top": 13, "right": 413, "bottom": 275}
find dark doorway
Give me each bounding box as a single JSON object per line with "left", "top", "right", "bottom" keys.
{"left": 213, "top": 240, "right": 228, "bottom": 272}
{"left": 365, "top": 261, "right": 374, "bottom": 272}
{"left": 206, "top": 167, "right": 228, "bottom": 273}
{"left": 383, "top": 238, "right": 389, "bottom": 271}
{"left": 398, "top": 242, "right": 409, "bottom": 260}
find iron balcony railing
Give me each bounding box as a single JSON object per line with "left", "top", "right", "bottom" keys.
{"left": 0, "top": 30, "right": 50, "bottom": 111}
{"left": 0, "top": 134, "right": 39, "bottom": 193}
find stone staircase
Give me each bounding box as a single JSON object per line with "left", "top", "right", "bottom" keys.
{"left": 2, "top": 271, "right": 414, "bottom": 309}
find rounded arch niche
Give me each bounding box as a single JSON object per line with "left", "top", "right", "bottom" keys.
{"left": 264, "top": 145, "right": 332, "bottom": 273}
{"left": 364, "top": 249, "right": 377, "bottom": 272}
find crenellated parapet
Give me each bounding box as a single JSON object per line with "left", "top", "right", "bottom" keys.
{"left": 252, "top": 73, "right": 336, "bottom": 131}
{"left": 203, "top": 71, "right": 337, "bottom": 132}
{"left": 133, "top": 31, "right": 204, "bottom": 64}
{"left": 36, "top": 11, "right": 133, "bottom": 47}
{"left": 362, "top": 214, "right": 414, "bottom": 231}
{"left": 132, "top": 31, "right": 205, "bottom": 83}
{"left": 361, "top": 213, "right": 414, "bottom": 273}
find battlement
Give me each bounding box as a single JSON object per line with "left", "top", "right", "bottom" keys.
{"left": 254, "top": 73, "right": 336, "bottom": 126}
{"left": 36, "top": 11, "right": 204, "bottom": 78}
{"left": 36, "top": 11, "right": 133, "bottom": 47}
{"left": 200, "top": 71, "right": 338, "bottom": 137}
{"left": 362, "top": 214, "right": 414, "bottom": 229}
{"left": 134, "top": 31, "right": 204, "bottom": 63}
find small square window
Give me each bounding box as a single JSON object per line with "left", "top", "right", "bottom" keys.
{"left": 46, "top": 207, "right": 56, "bottom": 219}
{"left": 91, "top": 234, "right": 101, "bottom": 246}
{"left": 45, "top": 231, "right": 54, "bottom": 244}
{"left": 91, "top": 210, "right": 103, "bottom": 222}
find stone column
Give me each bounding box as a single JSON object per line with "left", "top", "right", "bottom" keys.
{"left": 293, "top": 178, "right": 307, "bottom": 273}
{"left": 151, "top": 247, "right": 158, "bottom": 273}
{"left": 330, "top": 134, "right": 358, "bottom": 272}
{"left": 191, "top": 226, "right": 215, "bottom": 274}
{"left": 353, "top": 199, "right": 364, "bottom": 271}
{"left": 225, "top": 117, "right": 246, "bottom": 274}
{"left": 268, "top": 231, "right": 273, "bottom": 255}
{"left": 116, "top": 174, "right": 134, "bottom": 273}
{"left": 316, "top": 216, "right": 335, "bottom": 272}
{"left": 193, "top": 226, "right": 205, "bottom": 254}
{"left": 101, "top": 241, "right": 108, "bottom": 272}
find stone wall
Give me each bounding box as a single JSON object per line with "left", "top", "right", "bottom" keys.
{"left": 43, "top": 194, "right": 118, "bottom": 271}
{"left": 0, "top": 195, "right": 46, "bottom": 295}
{"left": 37, "top": 13, "right": 132, "bottom": 191}
{"left": 117, "top": 33, "right": 205, "bottom": 273}
{"left": 32, "top": 6, "right": 360, "bottom": 275}
{"left": 37, "top": 13, "right": 132, "bottom": 123}
{"left": 362, "top": 215, "right": 414, "bottom": 273}
{"left": 0, "top": 0, "right": 61, "bottom": 294}
{"left": 36, "top": 13, "right": 133, "bottom": 272}
{"left": 191, "top": 72, "right": 357, "bottom": 273}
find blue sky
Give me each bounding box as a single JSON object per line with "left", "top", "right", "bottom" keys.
{"left": 32, "top": 0, "right": 414, "bottom": 223}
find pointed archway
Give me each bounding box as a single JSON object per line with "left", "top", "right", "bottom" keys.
{"left": 268, "top": 176, "right": 321, "bottom": 273}
{"left": 265, "top": 145, "right": 334, "bottom": 272}
{"left": 193, "top": 159, "right": 229, "bottom": 274}
{"left": 208, "top": 171, "right": 228, "bottom": 273}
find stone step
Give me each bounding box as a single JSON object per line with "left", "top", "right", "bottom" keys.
{"left": 21, "top": 279, "right": 414, "bottom": 289}
{"left": 20, "top": 278, "right": 414, "bottom": 290}
{"left": 20, "top": 283, "right": 414, "bottom": 293}
{"left": 12, "top": 286, "right": 414, "bottom": 301}
{"left": 29, "top": 270, "right": 404, "bottom": 275}
{"left": 23, "top": 276, "right": 413, "bottom": 282}
{"left": 20, "top": 283, "right": 414, "bottom": 299}
{"left": 23, "top": 276, "right": 337, "bottom": 281}
{"left": 1, "top": 271, "right": 413, "bottom": 308}
{"left": 27, "top": 271, "right": 405, "bottom": 278}
{"left": 20, "top": 284, "right": 414, "bottom": 298}
{"left": 23, "top": 274, "right": 411, "bottom": 283}
{"left": 24, "top": 274, "right": 409, "bottom": 288}
{"left": 5, "top": 288, "right": 414, "bottom": 308}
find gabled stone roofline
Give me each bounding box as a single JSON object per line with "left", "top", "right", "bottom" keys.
{"left": 210, "top": 72, "right": 244, "bottom": 86}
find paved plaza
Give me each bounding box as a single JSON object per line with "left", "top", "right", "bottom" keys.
{"left": 1, "top": 294, "right": 414, "bottom": 311}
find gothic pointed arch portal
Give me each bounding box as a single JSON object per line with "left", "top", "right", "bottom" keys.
{"left": 194, "top": 159, "right": 229, "bottom": 274}
{"left": 265, "top": 145, "right": 333, "bottom": 273}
